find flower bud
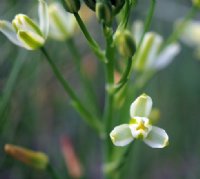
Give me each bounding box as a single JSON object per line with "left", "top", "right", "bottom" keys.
{"left": 60, "top": 136, "right": 83, "bottom": 178}
{"left": 96, "top": 2, "right": 112, "bottom": 26}
{"left": 83, "top": 0, "right": 96, "bottom": 11}
{"left": 110, "top": 0, "right": 125, "bottom": 14}
{"left": 62, "top": 0, "right": 81, "bottom": 13}
{"left": 115, "top": 30, "right": 136, "bottom": 58}
{"left": 12, "top": 14, "right": 45, "bottom": 50}
{"left": 192, "top": 0, "right": 200, "bottom": 8}
{"left": 48, "top": 2, "right": 76, "bottom": 41}
{"left": 5, "top": 144, "right": 49, "bottom": 170}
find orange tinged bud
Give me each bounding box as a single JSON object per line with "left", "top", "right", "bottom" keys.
{"left": 60, "top": 136, "right": 83, "bottom": 178}
{"left": 4, "top": 144, "right": 49, "bottom": 170}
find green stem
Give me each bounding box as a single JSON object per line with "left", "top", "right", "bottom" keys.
{"left": 47, "top": 164, "right": 62, "bottom": 179}
{"left": 0, "top": 50, "right": 27, "bottom": 133}
{"left": 102, "top": 26, "right": 115, "bottom": 134}
{"left": 102, "top": 26, "right": 115, "bottom": 179}
{"left": 65, "top": 38, "right": 99, "bottom": 116}
{"left": 40, "top": 47, "right": 103, "bottom": 135}
{"left": 136, "top": 0, "right": 156, "bottom": 51}
{"left": 161, "top": 5, "right": 198, "bottom": 49}
{"left": 73, "top": 12, "right": 107, "bottom": 63}
{"left": 114, "top": 57, "right": 133, "bottom": 94}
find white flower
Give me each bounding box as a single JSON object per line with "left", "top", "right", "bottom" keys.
{"left": 48, "top": 2, "right": 76, "bottom": 41}
{"left": 110, "top": 94, "right": 169, "bottom": 148}
{"left": 176, "top": 20, "right": 200, "bottom": 47}
{"left": 132, "top": 21, "right": 181, "bottom": 71}
{"left": 0, "top": 0, "right": 49, "bottom": 50}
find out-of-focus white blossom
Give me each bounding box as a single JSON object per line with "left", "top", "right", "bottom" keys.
{"left": 48, "top": 2, "right": 76, "bottom": 41}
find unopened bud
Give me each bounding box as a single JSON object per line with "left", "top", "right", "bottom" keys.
{"left": 96, "top": 2, "right": 112, "bottom": 26}
{"left": 5, "top": 144, "right": 49, "bottom": 170}
{"left": 62, "top": 0, "right": 81, "bottom": 13}
{"left": 84, "top": 0, "right": 96, "bottom": 11}
{"left": 192, "top": 0, "right": 200, "bottom": 8}
{"left": 60, "top": 136, "right": 83, "bottom": 178}
{"left": 111, "top": 0, "right": 125, "bottom": 14}
{"left": 115, "top": 30, "right": 136, "bottom": 58}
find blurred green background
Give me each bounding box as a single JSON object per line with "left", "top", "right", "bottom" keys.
{"left": 0, "top": 0, "right": 200, "bottom": 178}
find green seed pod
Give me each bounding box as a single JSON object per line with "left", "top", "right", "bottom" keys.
{"left": 62, "top": 0, "right": 81, "bottom": 13}
{"left": 96, "top": 2, "right": 112, "bottom": 26}
{"left": 115, "top": 30, "right": 136, "bottom": 58}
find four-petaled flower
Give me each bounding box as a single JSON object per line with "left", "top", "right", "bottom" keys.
{"left": 110, "top": 94, "right": 169, "bottom": 148}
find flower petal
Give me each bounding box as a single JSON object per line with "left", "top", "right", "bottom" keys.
{"left": 48, "top": 2, "right": 76, "bottom": 41}
{"left": 130, "top": 94, "right": 152, "bottom": 118}
{"left": 143, "top": 126, "right": 169, "bottom": 148}
{"left": 134, "top": 32, "right": 163, "bottom": 71}
{"left": 17, "top": 30, "right": 45, "bottom": 50}
{"left": 131, "top": 20, "right": 144, "bottom": 46}
{"left": 110, "top": 124, "right": 133, "bottom": 147}
{"left": 154, "top": 43, "right": 181, "bottom": 70}
{"left": 176, "top": 20, "right": 200, "bottom": 47}
{"left": 0, "top": 20, "right": 22, "bottom": 46}
{"left": 38, "top": 0, "right": 49, "bottom": 38}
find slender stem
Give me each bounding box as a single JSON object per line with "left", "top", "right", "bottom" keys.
{"left": 65, "top": 38, "right": 81, "bottom": 70}
{"left": 161, "top": 6, "right": 198, "bottom": 49}
{"left": 136, "top": 0, "right": 156, "bottom": 51}
{"left": 0, "top": 50, "right": 27, "bottom": 133}
{"left": 114, "top": 57, "right": 133, "bottom": 94}
{"left": 102, "top": 25, "right": 115, "bottom": 179}
{"left": 40, "top": 47, "right": 103, "bottom": 135}
{"left": 73, "top": 12, "right": 107, "bottom": 63}
{"left": 46, "top": 164, "right": 62, "bottom": 179}
{"left": 65, "top": 38, "right": 99, "bottom": 116}
{"left": 102, "top": 26, "right": 115, "bottom": 134}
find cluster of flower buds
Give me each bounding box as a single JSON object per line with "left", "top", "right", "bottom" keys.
{"left": 84, "top": 0, "right": 125, "bottom": 26}
{"left": 0, "top": 0, "right": 49, "bottom": 50}
{"left": 84, "top": 0, "right": 125, "bottom": 14}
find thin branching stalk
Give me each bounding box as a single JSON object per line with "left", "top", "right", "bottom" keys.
{"left": 74, "top": 12, "right": 107, "bottom": 63}
{"left": 40, "top": 47, "right": 104, "bottom": 135}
